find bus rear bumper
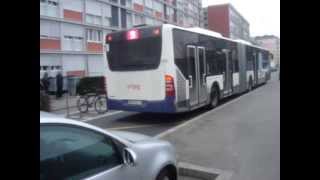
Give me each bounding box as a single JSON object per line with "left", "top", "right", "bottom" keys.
{"left": 107, "top": 97, "right": 176, "bottom": 113}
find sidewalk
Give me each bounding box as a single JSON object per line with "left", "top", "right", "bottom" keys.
{"left": 49, "top": 94, "right": 120, "bottom": 121}
{"left": 49, "top": 95, "right": 78, "bottom": 112}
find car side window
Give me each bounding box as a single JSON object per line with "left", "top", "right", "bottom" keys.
{"left": 40, "top": 124, "right": 122, "bottom": 180}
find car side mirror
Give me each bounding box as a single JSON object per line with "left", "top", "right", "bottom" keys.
{"left": 123, "top": 148, "right": 137, "bottom": 167}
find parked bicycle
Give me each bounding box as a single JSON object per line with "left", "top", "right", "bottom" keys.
{"left": 77, "top": 92, "right": 108, "bottom": 114}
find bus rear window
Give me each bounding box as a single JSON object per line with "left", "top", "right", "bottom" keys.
{"left": 107, "top": 29, "right": 161, "bottom": 71}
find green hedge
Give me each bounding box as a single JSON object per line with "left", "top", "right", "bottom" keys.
{"left": 76, "top": 76, "right": 106, "bottom": 95}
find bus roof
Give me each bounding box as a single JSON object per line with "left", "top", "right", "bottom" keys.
{"left": 162, "top": 24, "right": 270, "bottom": 53}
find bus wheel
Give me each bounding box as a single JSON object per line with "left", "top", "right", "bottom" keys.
{"left": 208, "top": 86, "right": 219, "bottom": 109}
{"left": 248, "top": 78, "right": 253, "bottom": 91}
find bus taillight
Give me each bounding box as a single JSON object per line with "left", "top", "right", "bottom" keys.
{"left": 126, "top": 29, "right": 140, "bottom": 40}
{"left": 165, "top": 75, "right": 175, "bottom": 97}
{"left": 106, "top": 35, "right": 112, "bottom": 42}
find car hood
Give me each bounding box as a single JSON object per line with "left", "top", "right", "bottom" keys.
{"left": 108, "top": 130, "right": 152, "bottom": 143}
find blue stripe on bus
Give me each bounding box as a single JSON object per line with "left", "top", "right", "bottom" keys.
{"left": 107, "top": 96, "right": 176, "bottom": 113}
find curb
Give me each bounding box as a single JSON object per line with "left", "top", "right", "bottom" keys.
{"left": 66, "top": 111, "right": 123, "bottom": 122}
{"left": 178, "top": 162, "right": 233, "bottom": 180}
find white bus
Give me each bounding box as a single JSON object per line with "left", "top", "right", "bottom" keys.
{"left": 104, "top": 24, "right": 271, "bottom": 113}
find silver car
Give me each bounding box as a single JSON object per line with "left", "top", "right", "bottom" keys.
{"left": 40, "top": 112, "right": 178, "bottom": 180}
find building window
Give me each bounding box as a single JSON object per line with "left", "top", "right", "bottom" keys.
{"left": 153, "top": 1, "right": 163, "bottom": 13}
{"left": 134, "top": 14, "right": 145, "bottom": 26}
{"left": 126, "top": 0, "right": 132, "bottom": 8}
{"left": 40, "top": 0, "right": 59, "bottom": 17}
{"left": 145, "top": 17, "right": 154, "bottom": 25}
{"left": 145, "top": 0, "right": 153, "bottom": 8}
{"left": 40, "top": 20, "right": 60, "bottom": 39}
{"left": 63, "top": 36, "right": 83, "bottom": 51}
{"left": 126, "top": 12, "right": 133, "bottom": 28}
{"left": 102, "top": 4, "right": 112, "bottom": 27}
{"left": 121, "top": 9, "right": 127, "bottom": 28}
{"left": 86, "top": 14, "right": 102, "bottom": 25}
{"left": 111, "top": 6, "right": 119, "bottom": 27}
{"left": 133, "top": 0, "right": 143, "bottom": 4}
{"left": 109, "top": 0, "right": 119, "bottom": 4}
{"left": 87, "top": 29, "right": 102, "bottom": 42}
{"left": 120, "top": 0, "right": 126, "bottom": 6}
{"left": 145, "top": 7, "right": 153, "bottom": 16}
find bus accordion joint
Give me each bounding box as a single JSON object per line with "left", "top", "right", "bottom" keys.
{"left": 165, "top": 75, "right": 175, "bottom": 97}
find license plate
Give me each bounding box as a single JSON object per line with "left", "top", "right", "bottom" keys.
{"left": 128, "top": 100, "right": 142, "bottom": 105}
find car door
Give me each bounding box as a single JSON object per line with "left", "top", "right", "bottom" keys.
{"left": 40, "top": 124, "right": 140, "bottom": 180}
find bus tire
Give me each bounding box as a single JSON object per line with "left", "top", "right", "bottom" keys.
{"left": 208, "top": 85, "right": 219, "bottom": 109}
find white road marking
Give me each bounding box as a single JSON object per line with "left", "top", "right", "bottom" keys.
{"left": 80, "top": 111, "right": 124, "bottom": 122}
{"left": 155, "top": 88, "right": 261, "bottom": 139}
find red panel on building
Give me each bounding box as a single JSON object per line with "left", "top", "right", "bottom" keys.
{"left": 63, "top": 9, "right": 83, "bottom": 22}
{"left": 133, "top": 3, "right": 144, "bottom": 12}
{"left": 87, "top": 42, "right": 103, "bottom": 53}
{"left": 207, "top": 4, "right": 230, "bottom": 38}
{"left": 40, "top": 39, "right": 61, "bottom": 50}
{"left": 67, "top": 70, "right": 85, "bottom": 77}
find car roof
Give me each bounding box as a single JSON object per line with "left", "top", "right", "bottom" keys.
{"left": 40, "top": 112, "right": 131, "bottom": 145}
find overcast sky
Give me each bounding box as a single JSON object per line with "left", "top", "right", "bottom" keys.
{"left": 202, "top": 0, "right": 280, "bottom": 38}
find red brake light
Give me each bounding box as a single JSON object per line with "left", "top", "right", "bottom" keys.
{"left": 153, "top": 28, "right": 160, "bottom": 36}
{"left": 165, "top": 75, "right": 175, "bottom": 97}
{"left": 126, "top": 29, "right": 140, "bottom": 40}
{"left": 106, "top": 35, "right": 112, "bottom": 42}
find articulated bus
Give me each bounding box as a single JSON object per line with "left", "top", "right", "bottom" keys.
{"left": 104, "top": 24, "right": 271, "bottom": 113}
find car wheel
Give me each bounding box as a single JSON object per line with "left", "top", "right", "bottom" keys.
{"left": 156, "top": 168, "right": 174, "bottom": 180}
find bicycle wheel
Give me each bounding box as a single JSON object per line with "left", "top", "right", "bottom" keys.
{"left": 77, "top": 96, "right": 88, "bottom": 113}
{"left": 94, "top": 95, "right": 108, "bottom": 114}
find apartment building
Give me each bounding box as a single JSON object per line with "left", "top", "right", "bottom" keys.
{"left": 254, "top": 35, "right": 280, "bottom": 66}
{"left": 40, "top": 0, "right": 202, "bottom": 78}
{"left": 203, "top": 3, "right": 250, "bottom": 41}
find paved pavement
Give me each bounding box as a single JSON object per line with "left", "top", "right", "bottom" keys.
{"left": 160, "top": 74, "right": 280, "bottom": 180}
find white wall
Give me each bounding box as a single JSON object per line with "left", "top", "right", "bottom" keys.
{"left": 88, "top": 55, "right": 105, "bottom": 76}
{"left": 86, "top": 0, "right": 102, "bottom": 16}
{"left": 61, "top": 24, "right": 84, "bottom": 51}
{"left": 61, "top": 0, "right": 83, "bottom": 12}
{"left": 40, "top": 54, "right": 62, "bottom": 66}
{"left": 62, "top": 55, "right": 86, "bottom": 72}
{"left": 40, "top": 20, "right": 60, "bottom": 38}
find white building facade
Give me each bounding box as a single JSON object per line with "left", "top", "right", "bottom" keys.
{"left": 40, "top": 0, "right": 203, "bottom": 78}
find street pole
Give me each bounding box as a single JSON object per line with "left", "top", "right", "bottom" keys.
{"left": 66, "top": 81, "right": 70, "bottom": 118}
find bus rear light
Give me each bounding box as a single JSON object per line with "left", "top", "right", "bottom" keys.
{"left": 106, "top": 35, "right": 112, "bottom": 42}
{"left": 153, "top": 28, "right": 160, "bottom": 36}
{"left": 165, "top": 75, "right": 175, "bottom": 97}
{"left": 126, "top": 29, "right": 140, "bottom": 40}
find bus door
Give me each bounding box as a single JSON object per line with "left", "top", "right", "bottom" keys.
{"left": 197, "top": 47, "right": 208, "bottom": 104}
{"left": 223, "top": 49, "right": 233, "bottom": 96}
{"left": 187, "top": 45, "right": 198, "bottom": 106}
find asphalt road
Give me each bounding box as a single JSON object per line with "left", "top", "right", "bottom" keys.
{"left": 161, "top": 71, "right": 280, "bottom": 180}
{"left": 85, "top": 71, "right": 279, "bottom": 137}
